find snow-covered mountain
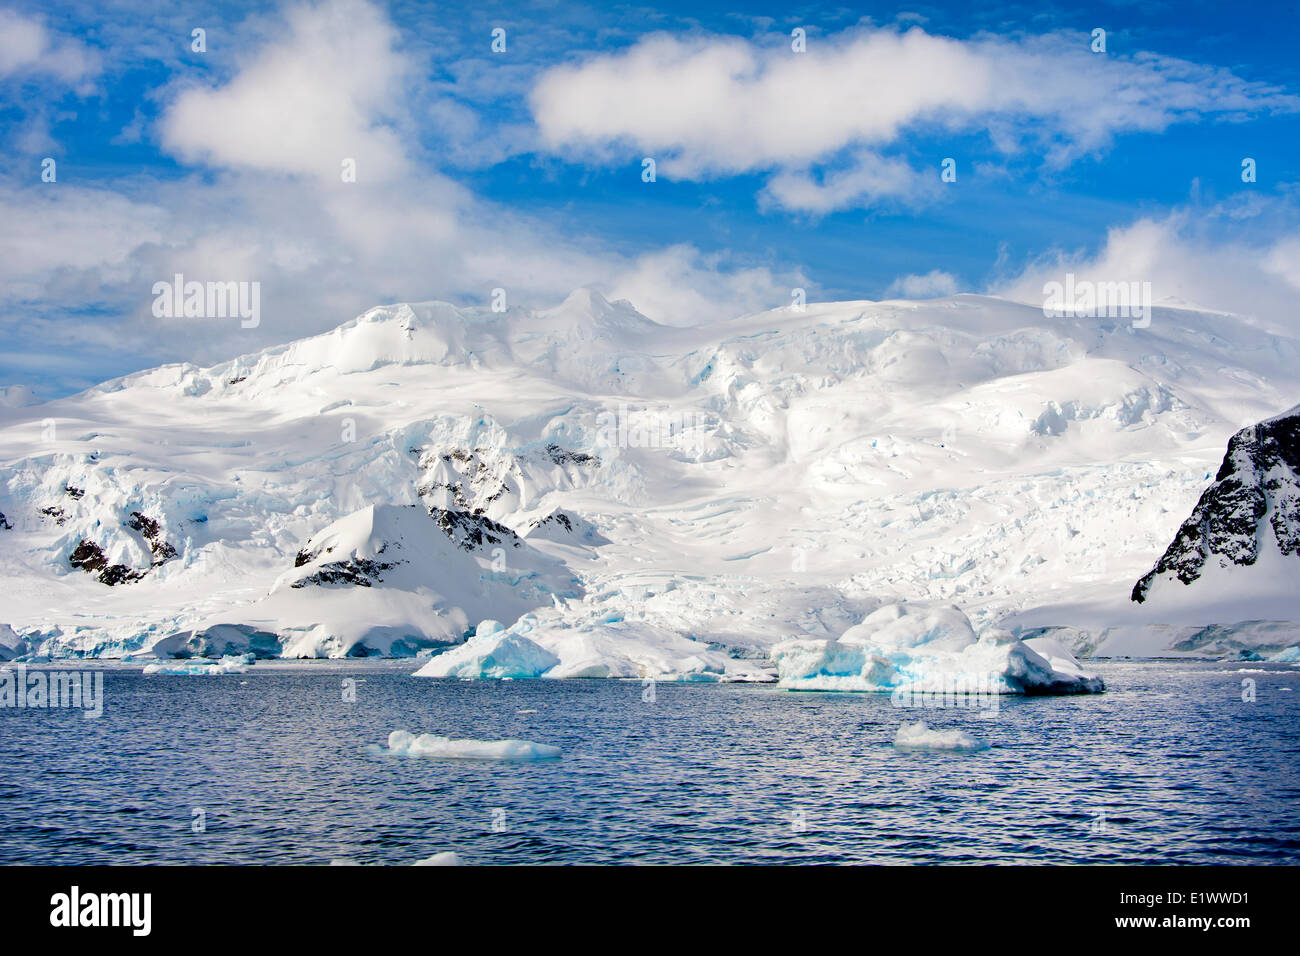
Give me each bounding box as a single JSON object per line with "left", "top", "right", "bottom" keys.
{"left": 1, "top": 289, "right": 1298, "bottom": 670}
{"left": 1131, "top": 406, "right": 1300, "bottom": 611}
{"left": 157, "top": 503, "right": 581, "bottom": 659}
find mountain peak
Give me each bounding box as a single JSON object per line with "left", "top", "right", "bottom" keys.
{"left": 540, "top": 287, "right": 660, "bottom": 332}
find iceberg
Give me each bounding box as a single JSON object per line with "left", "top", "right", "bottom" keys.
{"left": 412, "top": 617, "right": 560, "bottom": 678}
{"left": 385, "top": 729, "right": 560, "bottom": 761}
{"left": 772, "top": 603, "right": 1103, "bottom": 694}
{"left": 1269, "top": 646, "right": 1300, "bottom": 664}
{"left": 893, "top": 720, "right": 986, "bottom": 752}
{"left": 409, "top": 610, "right": 765, "bottom": 681}
{"left": 142, "top": 654, "right": 253, "bottom": 675}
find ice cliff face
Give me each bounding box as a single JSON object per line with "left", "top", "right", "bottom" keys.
{"left": 1132, "top": 406, "right": 1300, "bottom": 603}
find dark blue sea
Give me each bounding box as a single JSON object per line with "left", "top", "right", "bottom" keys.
{"left": 2, "top": 660, "right": 1298, "bottom": 864}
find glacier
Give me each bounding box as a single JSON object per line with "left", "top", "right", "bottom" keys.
{"left": 1, "top": 289, "right": 1298, "bottom": 682}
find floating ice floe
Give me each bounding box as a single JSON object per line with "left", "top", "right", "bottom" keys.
{"left": 771, "top": 603, "right": 1104, "bottom": 694}
{"left": 142, "top": 654, "right": 253, "bottom": 675}
{"left": 412, "top": 851, "right": 462, "bottom": 866}
{"left": 384, "top": 729, "right": 560, "bottom": 761}
{"left": 330, "top": 851, "right": 463, "bottom": 866}
{"left": 893, "top": 720, "right": 986, "bottom": 753}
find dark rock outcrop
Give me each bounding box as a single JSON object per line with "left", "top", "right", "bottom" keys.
{"left": 290, "top": 554, "right": 397, "bottom": 588}
{"left": 429, "top": 506, "right": 521, "bottom": 551}
{"left": 128, "top": 511, "right": 178, "bottom": 564}
{"left": 69, "top": 539, "right": 144, "bottom": 586}
{"left": 1133, "top": 407, "right": 1300, "bottom": 602}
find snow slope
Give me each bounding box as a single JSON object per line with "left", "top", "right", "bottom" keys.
{"left": 0, "top": 290, "right": 1297, "bottom": 669}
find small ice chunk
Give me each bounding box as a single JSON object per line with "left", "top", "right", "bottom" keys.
{"left": 386, "top": 729, "right": 560, "bottom": 760}
{"left": 412, "top": 851, "right": 462, "bottom": 866}
{"left": 893, "top": 720, "right": 986, "bottom": 753}
{"left": 143, "top": 654, "right": 252, "bottom": 675}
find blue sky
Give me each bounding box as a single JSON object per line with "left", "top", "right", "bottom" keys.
{"left": 2, "top": 0, "right": 1299, "bottom": 396}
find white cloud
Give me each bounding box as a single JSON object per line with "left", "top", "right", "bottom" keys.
{"left": 530, "top": 26, "right": 1299, "bottom": 211}
{"left": 0, "top": 8, "right": 98, "bottom": 85}
{"left": 0, "top": 185, "right": 166, "bottom": 297}
{"left": 605, "top": 245, "right": 804, "bottom": 326}
{"left": 995, "top": 208, "right": 1300, "bottom": 333}
{"left": 887, "top": 269, "right": 959, "bottom": 299}
{"left": 761, "top": 152, "right": 936, "bottom": 213}
{"left": 21, "top": 0, "right": 1300, "bottom": 396}
{"left": 0, "top": 164, "right": 802, "bottom": 384}
{"left": 1263, "top": 236, "right": 1300, "bottom": 292}
{"left": 160, "top": 0, "right": 414, "bottom": 180}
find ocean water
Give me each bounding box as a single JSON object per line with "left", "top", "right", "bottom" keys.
{"left": 1, "top": 660, "right": 1298, "bottom": 865}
